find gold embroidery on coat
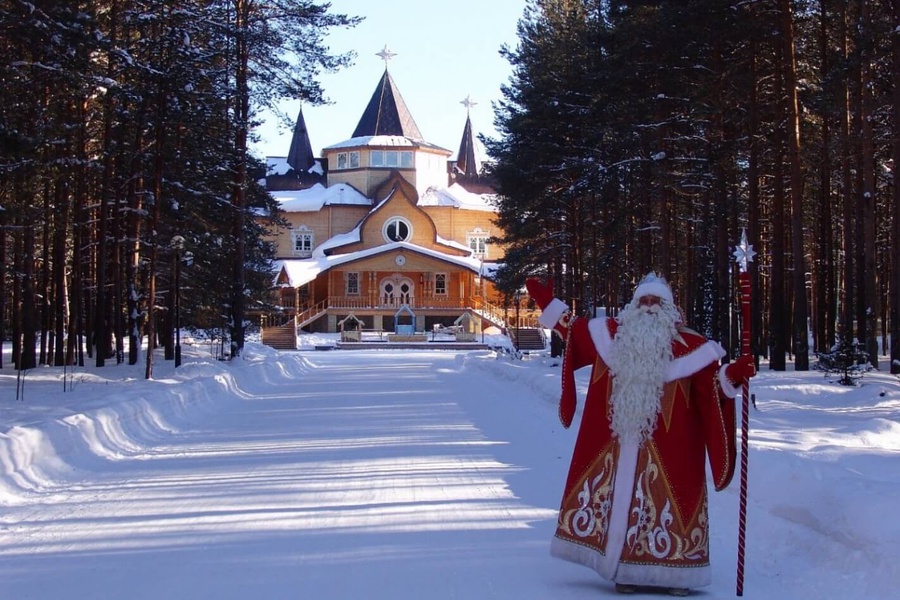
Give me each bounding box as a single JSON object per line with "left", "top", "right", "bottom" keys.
{"left": 623, "top": 444, "right": 709, "bottom": 566}
{"left": 559, "top": 442, "right": 617, "bottom": 552}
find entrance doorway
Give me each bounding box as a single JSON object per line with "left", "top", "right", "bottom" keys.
{"left": 380, "top": 275, "right": 415, "bottom": 307}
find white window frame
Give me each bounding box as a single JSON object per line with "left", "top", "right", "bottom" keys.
{"left": 434, "top": 272, "right": 448, "bottom": 296}
{"left": 291, "top": 225, "right": 314, "bottom": 257}
{"left": 369, "top": 150, "right": 413, "bottom": 169}
{"left": 467, "top": 228, "right": 489, "bottom": 259}
{"left": 383, "top": 216, "right": 413, "bottom": 243}
{"left": 335, "top": 151, "right": 359, "bottom": 170}
{"left": 346, "top": 271, "right": 360, "bottom": 296}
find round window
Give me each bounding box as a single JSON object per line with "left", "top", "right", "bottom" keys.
{"left": 383, "top": 217, "right": 412, "bottom": 243}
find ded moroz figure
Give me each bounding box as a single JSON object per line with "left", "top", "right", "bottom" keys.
{"left": 525, "top": 273, "right": 755, "bottom": 597}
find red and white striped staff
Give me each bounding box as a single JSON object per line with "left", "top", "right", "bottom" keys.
{"left": 732, "top": 229, "right": 756, "bottom": 596}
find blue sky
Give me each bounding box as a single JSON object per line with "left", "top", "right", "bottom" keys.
{"left": 251, "top": 0, "right": 527, "bottom": 159}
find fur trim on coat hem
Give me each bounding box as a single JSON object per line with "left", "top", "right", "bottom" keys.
{"left": 615, "top": 561, "right": 711, "bottom": 589}
{"left": 550, "top": 536, "right": 712, "bottom": 590}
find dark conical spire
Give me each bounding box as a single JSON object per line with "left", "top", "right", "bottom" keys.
{"left": 286, "top": 105, "right": 315, "bottom": 172}
{"left": 455, "top": 96, "right": 481, "bottom": 177}
{"left": 352, "top": 47, "right": 423, "bottom": 140}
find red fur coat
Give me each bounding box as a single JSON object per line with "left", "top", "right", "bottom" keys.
{"left": 548, "top": 315, "right": 737, "bottom": 589}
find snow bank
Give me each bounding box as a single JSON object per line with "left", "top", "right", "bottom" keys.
{"left": 0, "top": 343, "right": 302, "bottom": 506}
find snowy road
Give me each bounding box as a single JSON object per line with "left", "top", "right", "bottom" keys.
{"left": 4, "top": 346, "right": 896, "bottom": 599}
{"left": 0, "top": 351, "right": 594, "bottom": 599}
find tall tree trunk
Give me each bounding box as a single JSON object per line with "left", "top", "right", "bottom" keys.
{"left": 857, "top": 0, "right": 879, "bottom": 368}
{"left": 780, "top": 0, "right": 809, "bottom": 370}
{"left": 127, "top": 108, "right": 147, "bottom": 366}
{"left": 890, "top": 0, "right": 900, "bottom": 374}
{"left": 68, "top": 192, "right": 84, "bottom": 367}
{"left": 849, "top": 3, "right": 868, "bottom": 357}
{"left": 12, "top": 222, "right": 22, "bottom": 368}
{"left": 20, "top": 224, "right": 37, "bottom": 370}
{"left": 229, "top": 0, "right": 250, "bottom": 360}
{"left": 41, "top": 178, "right": 53, "bottom": 365}
{"left": 816, "top": 3, "right": 835, "bottom": 354}
{"left": 144, "top": 88, "right": 166, "bottom": 379}
{"left": 112, "top": 174, "right": 125, "bottom": 364}
{"left": 838, "top": 4, "right": 855, "bottom": 343}
{"left": 94, "top": 88, "right": 117, "bottom": 368}
{"left": 770, "top": 55, "right": 787, "bottom": 371}
{"left": 53, "top": 177, "right": 71, "bottom": 366}
{"left": 748, "top": 36, "right": 762, "bottom": 361}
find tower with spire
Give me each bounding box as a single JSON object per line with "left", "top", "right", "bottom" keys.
{"left": 450, "top": 95, "right": 493, "bottom": 194}
{"left": 350, "top": 45, "right": 424, "bottom": 141}
{"left": 265, "top": 104, "right": 324, "bottom": 191}
{"left": 259, "top": 46, "right": 505, "bottom": 342}
{"left": 318, "top": 45, "right": 452, "bottom": 198}
{"left": 267, "top": 45, "right": 494, "bottom": 197}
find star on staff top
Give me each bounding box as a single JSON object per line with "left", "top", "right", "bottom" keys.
{"left": 461, "top": 95, "right": 478, "bottom": 113}
{"left": 733, "top": 228, "right": 757, "bottom": 273}
{"left": 376, "top": 44, "right": 397, "bottom": 65}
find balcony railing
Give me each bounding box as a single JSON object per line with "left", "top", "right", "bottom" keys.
{"left": 275, "top": 296, "right": 542, "bottom": 331}
{"left": 325, "top": 296, "right": 472, "bottom": 310}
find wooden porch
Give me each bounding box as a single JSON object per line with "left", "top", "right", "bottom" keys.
{"left": 284, "top": 296, "right": 538, "bottom": 329}
{"left": 259, "top": 294, "right": 542, "bottom": 350}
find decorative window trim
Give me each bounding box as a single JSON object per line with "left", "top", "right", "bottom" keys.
{"left": 434, "top": 272, "right": 448, "bottom": 296}
{"left": 383, "top": 216, "right": 413, "bottom": 243}
{"left": 467, "top": 228, "right": 489, "bottom": 259}
{"left": 346, "top": 271, "right": 360, "bottom": 296}
{"left": 291, "top": 225, "right": 314, "bottom": 258}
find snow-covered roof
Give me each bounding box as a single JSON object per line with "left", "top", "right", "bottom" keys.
{"left": 312, "top": 226, "right": 363, "bottom": 258}
{"left": 267, "top": 156, "right": 323, "bottom": 176}
{"left": 418, "top": 183, "right": 498, "bottom": 212}
{"left": 435, "top": 235, "right": 472, "bottom": 253}
{"left": 270, "top": 183, "right": 370, "bottom": 213}
{"left": 323, "top": 135, "right": 450, "bottom": 154}
{"left": 310, "top": 222, "right": 470, "bottom": 259}
{"left": 274, "top": 242, "right": 501, "bottom": 288}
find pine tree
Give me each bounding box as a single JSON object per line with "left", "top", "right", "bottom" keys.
{"left": 815, "top": 337, "right": 872, "bottom": 386}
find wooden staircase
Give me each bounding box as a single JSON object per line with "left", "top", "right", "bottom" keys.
{"left": 509, "top": 327, "right": 546, "bottom": 352}
{"left": 261, "top": 322, "right": 297, "bottom": 350}
{"left": 470, "top": 300, "right": 507, "bottom": 330}
{"left": 296, "top": 300, "right": 328, "bottom": 329}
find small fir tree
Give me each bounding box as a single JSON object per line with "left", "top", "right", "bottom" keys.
{"left": 814, "top": 338, "right": 873, "bottom": 386}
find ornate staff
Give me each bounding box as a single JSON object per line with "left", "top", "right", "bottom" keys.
{"left": 732, "top": 229, "right": 756, "bottom": 596}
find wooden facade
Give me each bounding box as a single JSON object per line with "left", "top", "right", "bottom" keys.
{"left": 261, "top": 63, "right": 527, "bottom": 339}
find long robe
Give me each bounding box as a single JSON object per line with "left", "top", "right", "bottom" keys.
{"left": 544, "top": 311, "right": 738, "bottom": 590}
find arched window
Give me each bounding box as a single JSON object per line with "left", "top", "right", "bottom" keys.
{"left": 291, "top": 225, "right": 314, "bottom": 257}
{"left": 467, "top": 227, "right": 489, "bottom": 259}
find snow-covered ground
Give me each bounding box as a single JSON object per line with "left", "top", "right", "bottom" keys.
{"left": 0, "top": 332, "right": 897, "bottom": 599}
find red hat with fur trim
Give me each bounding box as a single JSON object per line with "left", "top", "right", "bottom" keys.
{"left": 632, "top": 272, "right": 674, "bottom": 305}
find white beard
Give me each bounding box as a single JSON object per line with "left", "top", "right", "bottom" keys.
{"left": 606, "top": 301, "right": 679, "bottom": 444}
